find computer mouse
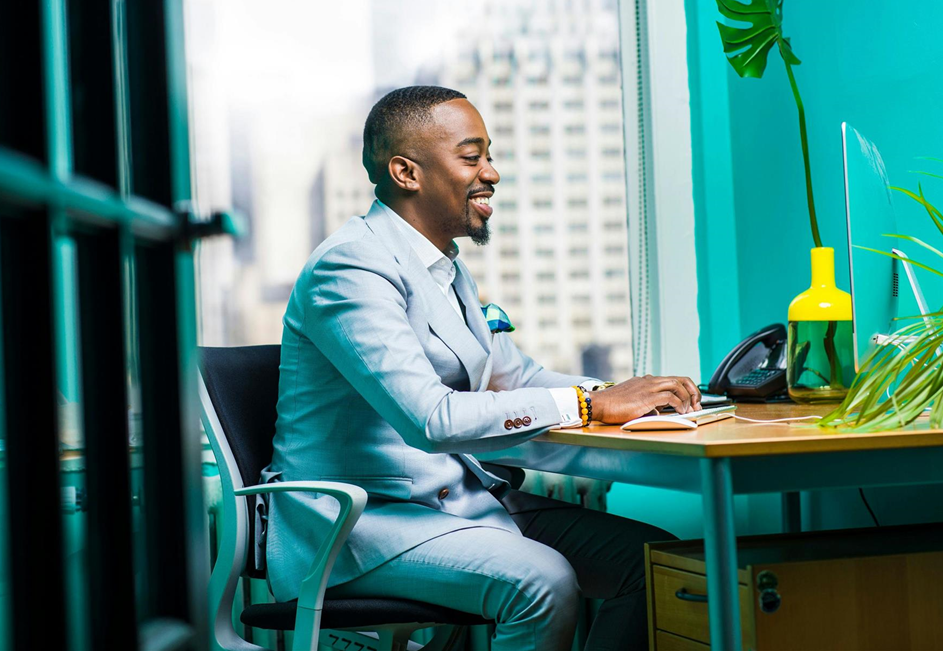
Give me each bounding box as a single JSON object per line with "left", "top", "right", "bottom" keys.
{"left": 620, "top": 415, "right": 699, "bottom": 431}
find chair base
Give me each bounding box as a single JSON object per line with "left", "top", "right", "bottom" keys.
{"left": 241, "top": 597, "right": 488, "bottom": 633}
{"left": 319, "top": 625, "right": 466, "bottom": 651}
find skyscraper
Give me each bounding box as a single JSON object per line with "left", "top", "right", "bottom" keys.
{"left": 193, "top": 0, "right": 633, "bottom": 380}
{"left": 439, "top": 0, "right": 633, "bottom": 377}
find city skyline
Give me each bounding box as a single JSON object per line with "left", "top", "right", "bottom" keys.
{"left": 191, "top": 0, "right": 634, "bottom": 379}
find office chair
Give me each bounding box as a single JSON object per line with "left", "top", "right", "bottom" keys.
{"left": 198, "top": 345, "right": 489, "bottom": 651}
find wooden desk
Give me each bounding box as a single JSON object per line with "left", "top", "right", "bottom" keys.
{"left": 477, "top": 403, "right": 943, "bottom": 649}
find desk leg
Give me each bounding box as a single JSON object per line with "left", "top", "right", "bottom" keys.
{"left": 700, "top": 457, "right": 742, "bottom": 650}
{"left": 781, "top": 491, "right": 802, "bottom": 533}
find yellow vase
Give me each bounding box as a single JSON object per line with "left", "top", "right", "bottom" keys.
{"left": 786, "top": 247, "right": 855, "bottom": 403}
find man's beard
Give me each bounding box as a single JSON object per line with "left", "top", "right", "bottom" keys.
{"left": 463, "top": 203, "right": 491, "bottom": 245}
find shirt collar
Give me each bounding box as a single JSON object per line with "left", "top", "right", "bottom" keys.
{"left": 376, "top": 199, "right": 459, "bottom": 271}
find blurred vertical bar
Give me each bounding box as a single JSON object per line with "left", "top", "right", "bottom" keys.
{"left": 1, "top": 0, "right": 72, "bottom": 648}
{"left": 0, "top": 4, "right": 45, "bottom": 649}
{"left": 167, "top": 0, "right": 210, "bottom": 631}
{"left": 42, "top": 0, "right": 73, "bottom": 180}
{"left": 137, "top": 241, "right": 192, "bottom": 621}
{"left": 68, "top": 0, "right": 119, "bottom": 188}
{"left": 125, "top": 0, "right": 206, "bottom": 643}
{"left": 46, "top": 0, "right": 111, "bottom": 648}
{"left": 54, "top": 234, "right": 93, "bottom": 650}
{"left": 0, "top": 211, "right": 67, "bottom": 651}
{"left": 107, "top": 0, "right": 152, "bottom": 629}
{"left": 76, "top": 226, "right": 139, "bottom": 650}
{"left": 0, "top": 230, "right": 12, "bottom": 651}
{"left": 0, "top": 1, "right": 46, "bottom": 163}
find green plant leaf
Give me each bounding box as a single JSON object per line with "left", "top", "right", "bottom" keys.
{"left": 716, "top": 0, "right": 800, "bottom": 78}
{"left": 820, "top": 173, "right": 943, "bottom": 433}
{"left": 915, "top": 184, "right": 943, "bottom": 239}
{"left": 909, "top": 171, "right": 943, "bottom": 181}
{"left": 891, "top": 185, "right": 943, "bottom": 239}
{"left": 880, "top": 233, "right": 943, "bottom": 263}
{"left": 820, "top": 318, "right": 943, "bottom": 432}
{"left": 854, "top": 246, "right": 943, "bottom": 279}
{"left": 895, "top": 310, "right": 943, "bottom": 321}
{"left": 890, "top": 185, "right": 943, "bottom": 217}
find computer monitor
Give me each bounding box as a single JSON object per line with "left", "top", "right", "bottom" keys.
{"left": 843, "top": 122, "right": 899, "bottom": 371}
{"left": 891, "top": 248, "right": 932, "bottom": 326}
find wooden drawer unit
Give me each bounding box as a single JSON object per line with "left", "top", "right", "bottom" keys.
{"left": 651, "top": 565, "right": 753, "bottom": 646}
{"left": 655, "top": 631, "right": 709, "bottom": 651}
{"left": 646, "top": 523, "right": 943, "bottom": 650}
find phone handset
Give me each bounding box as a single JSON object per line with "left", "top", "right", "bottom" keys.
{"left": 707, "top": 323, "right": 787, "bottom": 398}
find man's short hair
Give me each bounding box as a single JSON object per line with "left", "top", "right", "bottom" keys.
{"left": 362, "top": 86, "right": 467, "bottom": 184}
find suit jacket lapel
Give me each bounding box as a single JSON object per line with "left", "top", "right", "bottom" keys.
{"left": 453, "top": 261, "right": 492, "bottom": 354}
{"left": 364, "top": 202, "right": 489, "bottom": 390}
{"left": 453, "top": 262, "right": 496, "bottom": 391}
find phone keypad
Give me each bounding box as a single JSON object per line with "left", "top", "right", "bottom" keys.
{"left": 736, "top": 369, "right": 780, "bottom": 386}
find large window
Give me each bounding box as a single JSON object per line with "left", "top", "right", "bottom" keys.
{"left": 1, "top": 0, "right": 205, "bottom": 648}
{"left": 189, "top": 0, "right": 634, "bottom": 379}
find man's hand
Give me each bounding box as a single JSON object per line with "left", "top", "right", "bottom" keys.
{"left": 590, "top": 375, "right": 702, "bottom": 424}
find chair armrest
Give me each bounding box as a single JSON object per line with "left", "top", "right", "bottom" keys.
{"left": 235, "top": 481, "right": 368, "bottom": 614}
{"left": 235, "top": 480, "right": 367, "bottom": 504}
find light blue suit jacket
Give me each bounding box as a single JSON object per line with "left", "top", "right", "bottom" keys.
{"left": 263, "top": 200, "right": 591, "bottom": 602}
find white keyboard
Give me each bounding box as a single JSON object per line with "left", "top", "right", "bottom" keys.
{"left": 621, "top": 405, "right": 737, "bottom": 431}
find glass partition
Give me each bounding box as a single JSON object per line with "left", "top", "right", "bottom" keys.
{"left": 189, "top": 0, "right": 634, "bottom": 379}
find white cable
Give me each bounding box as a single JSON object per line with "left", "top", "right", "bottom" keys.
{"left": 731, "top": 414, "right": 823, "bottom": 424}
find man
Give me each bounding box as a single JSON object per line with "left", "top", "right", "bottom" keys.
{"left": 263, "top": 86, "right": 702, "bottom": 650}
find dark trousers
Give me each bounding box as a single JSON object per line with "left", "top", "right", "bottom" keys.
{"left": 499, "top": 489, "right": 677, "bottom": 651}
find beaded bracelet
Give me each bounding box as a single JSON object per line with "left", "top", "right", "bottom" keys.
{"left": 573, "top": 385, "right": 593, "bottom": 426}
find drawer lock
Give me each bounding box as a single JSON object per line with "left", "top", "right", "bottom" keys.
{"left": 757, "top": 570, "right": 781, "bottom": 614}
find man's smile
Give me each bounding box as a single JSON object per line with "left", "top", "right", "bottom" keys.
{"left": 468, "top": 190, "right": 494, "bottom": 218}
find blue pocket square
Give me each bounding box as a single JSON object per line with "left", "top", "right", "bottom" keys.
{"left": 481, "top": 303, "right": 515, "bottom": 333}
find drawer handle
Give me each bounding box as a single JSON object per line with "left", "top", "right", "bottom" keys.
{"left": 675, "top": 588, "right": 708, "bottom": 603}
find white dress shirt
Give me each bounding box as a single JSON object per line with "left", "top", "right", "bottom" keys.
{"left": 378, "top": 200, "right": 593, "bottom": 428}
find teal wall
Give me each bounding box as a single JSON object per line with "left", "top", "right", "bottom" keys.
{"left": 607, "top": 484, "right": 782, "bottom": 540}
{"left": 684, "top": 0, "right": 943, "bottom": 533}
{"left": 692, "top": 0, "right": 943, "bottom": 369}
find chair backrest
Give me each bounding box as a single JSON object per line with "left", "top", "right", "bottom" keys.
{"left": 199, "top": 344, "right": 281, "bottom": 578}
{"left": 200, "top": 345, "right": 281, "bottom": 488}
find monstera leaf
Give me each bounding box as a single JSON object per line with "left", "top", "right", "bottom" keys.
{"left": 716, "top": 0, "right": 801, "bottom": 78}
{"left": 715, "top": 0, "right": 822, "bottom": 248}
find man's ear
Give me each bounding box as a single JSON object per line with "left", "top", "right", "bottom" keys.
{"left": 388, "top": 155, "right": 421, "bottom": 193}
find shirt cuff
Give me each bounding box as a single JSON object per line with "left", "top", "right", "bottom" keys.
{"left": 548, "top": 387, "right": 584, "bottom": 428}
{"left": 548, "top": 380, "right": 604, "bottom": 428}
